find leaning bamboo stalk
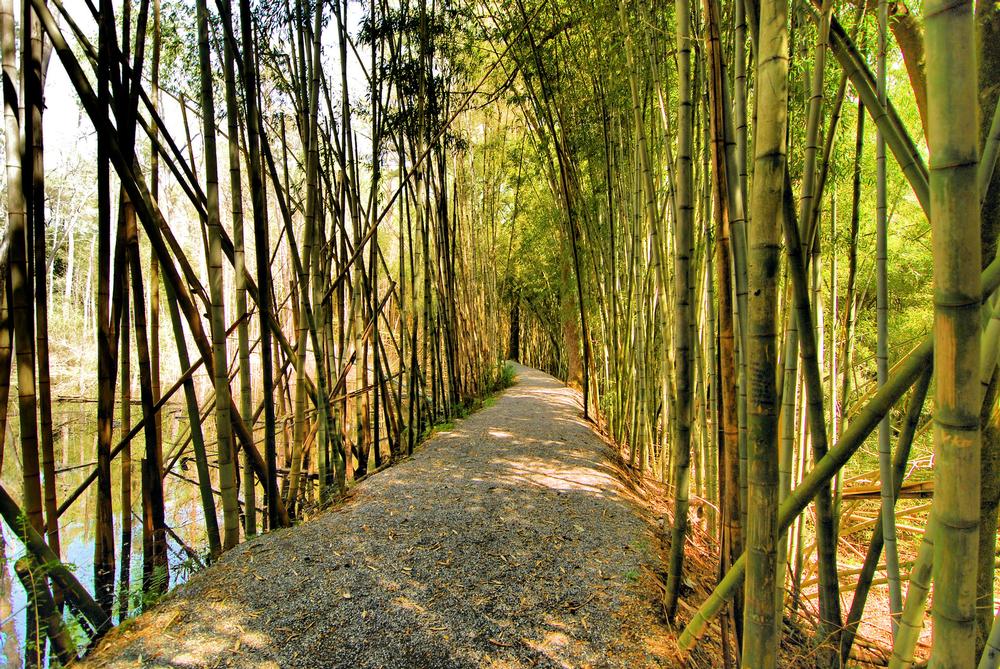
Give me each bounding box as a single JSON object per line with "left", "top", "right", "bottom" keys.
{"left": 840, "top": 367, "right": 932, "bottom": 662}
{"left": 14, "top": 557, "right": 76, "bottom": 664}
{"left": 164, "top": 275, "right": 221, "bottom": 557}
{"left": 889, "top": 517, "right": 936, "bottom": 668}
{"left": 815, "top": 7, "right": 929, "bottom": 214}
{"left": 979, "top": 607, "right": 1000, "bottom": 669}
{"left": 0, "top": 482, "right": 109, "bottom": 636}
{"left": 780, "top": 171, "right": 843, "bottom": 654}
{"left": 123, "top": 181, "right": 170, "bottom": 597}
{"left": 980, "top": 99, "right": 1000, "bottom": 203}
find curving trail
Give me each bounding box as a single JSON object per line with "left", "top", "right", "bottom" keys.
{"left": 80, "top": 364, "right": 673, "bottom": 668}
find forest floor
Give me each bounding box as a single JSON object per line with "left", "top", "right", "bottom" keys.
{"left": 77, "top": 363, "right": 687, "bottom": 668}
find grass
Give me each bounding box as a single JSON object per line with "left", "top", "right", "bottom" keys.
{"left": 431, "top": 421, "right": 456, "bottom": 434}
{"left": 631, "top": 537, "right": 653, "bottom": 559}
{"left": 441, "top": 361, "right": 517, "bottom": 423}
{"left": 415, "top": 360, "right": 518, "bottom": 443}
{"left": 301, "top": 361, "right": 519, "bottom": 514}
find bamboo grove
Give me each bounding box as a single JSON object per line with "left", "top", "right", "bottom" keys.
{"left": 0, "top": 0, "right": 515, "bottom": 662}
{"left": 0, "top": 0, "right": 998, "bottom": 665}
{"left": 494, "top": 0, "right": 1000, "bottom": 665}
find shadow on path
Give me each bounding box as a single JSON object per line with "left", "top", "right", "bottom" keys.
{"left": 80, "top": 364, "right": 673, "bottom": 669}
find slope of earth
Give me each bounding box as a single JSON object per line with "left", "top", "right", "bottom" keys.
{"left": 79, "top": 363, "right": 679, "bottom": 668}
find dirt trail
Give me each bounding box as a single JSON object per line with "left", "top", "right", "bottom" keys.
{"left": 80, "top": 364, "right": 674, "bottom": 668}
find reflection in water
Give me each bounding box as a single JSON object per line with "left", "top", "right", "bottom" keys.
{"left": 1, "top": 403, "right": 214, "bottom": 667}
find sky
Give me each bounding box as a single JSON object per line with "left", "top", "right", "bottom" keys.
{"left": 39, "top": 0, "right": 373, "bottom": 176}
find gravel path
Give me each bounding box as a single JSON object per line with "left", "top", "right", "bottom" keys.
{"left": 80, "top": 364, "right": 673, "bottom": 668}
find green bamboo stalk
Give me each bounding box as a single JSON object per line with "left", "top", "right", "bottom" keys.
{"left": 224, "top": 0, "right": 279, "bottom": 530}
{"left": 875, "top": 0, "right": 903, "bottom": 633}
{"left": 889, "top": 517, "right": 936, "bottom": 668}
{"left": 1, "top": 0, "right": 43, "bottom": 541}
{"left": 734, "top": 0, "right": 748, "bottom": 208}
{"left": 742, "top": 0, "right": 788, "bottom": 661}
{"left": 194, "top": 0, "right": 240, "bottom": 549}
{"left": 925, "top": 0, "right": 981, "bottom": 661}
{"left": 663, "top": 0, "right": 695, "bottom": 622}
{"left": 979, "top": 608, "right": 1000, "bottom": 669}
{"left": 220, "top": 7, "right": 254, "bottom": 536}
{"left": 981, "top": 99, "right": 1000, "bottom": 203}
{"left": 777, "top": 318, "right": 797, "bottom": 602}
{"left": 163, "top": 276, "right": 221, "bottom": 557}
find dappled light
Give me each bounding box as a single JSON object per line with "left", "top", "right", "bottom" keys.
{"left": 0, "top": 0, "right": 990, "bottom": 663}
{"left": 79, "top": 366, "right": 672, "bottom": 668}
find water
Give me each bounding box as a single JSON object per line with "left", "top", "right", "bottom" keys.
{"left": 0, "top": 402, "right": 213, "bottom": 668}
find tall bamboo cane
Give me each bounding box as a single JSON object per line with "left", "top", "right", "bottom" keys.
{"left": 925, "top": 0, "right": 981, "bottom": 661}
{"left": 742, "top": 0, "right": 788, "bottom": 661}
{"left": 194, "top": 0, "right": 240, "bottom": 549}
